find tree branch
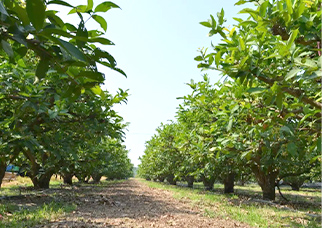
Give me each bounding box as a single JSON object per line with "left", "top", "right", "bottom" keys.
{"left": 252, "top": 73, "right": 322, "bottom": 110}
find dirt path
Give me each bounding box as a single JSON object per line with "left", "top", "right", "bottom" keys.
{"left": 41, "top": 179, "right": 251, "bottom": 228}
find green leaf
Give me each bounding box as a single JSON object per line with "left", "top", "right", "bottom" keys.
{"left": 287, "top": 142, "right": 297, "bottom": 157}
{"left": 215, "top": 51, "right": 221, "bottom": 66}
{"left": 200, "top": 21, "right": 212, "bottom": 28}
{"left": 15, "top": 46, "right": 28, "bottom": 58}
{"left": 41, "top": 28, "right": 74, "bottom": 38}
{"left": 241, "top": 150, "right": 252, "bottom": 160}
{"left": 280, "top": 126, "right": 293, "bottom": 135}
{"left": 92, "top": 15, "right": 107, "bottom": 32}
{"left": 88, "top": 37, "right": 114, "bottom": 45}
{"left": 90, "top": 85, "right": 105, "bottom": 98}
{"left": 47, "top": 0, "right": 74, "bottom": 8}
{"left": 55, "top": 38, "right": 86, "bottom": 62}
{"left": 317, "top": 137, "right": 321, "bottom": 153}
{"left": 194, "top": 56, "right": 203, "bottom": 61}
{"left": 94, "top": 49, "right": 116, "bottom": 68}
{"left": 298, "top": 113, "right": 313, "bottom": 126}
{"left": 76, "top": 71, "right": 104, "bottom": 82}
{"left": 113, "top": 67, "right": 127, "bottom": 77}
{"left": 1, "top": 40, "right": 13, "bottom": 57}
{"left": 36, "top": 58, "right": 50, "bottom": 79}
{"left": 226, "top": 118, "right": 233, "bottom": 131}
{"left": 239, "top": 20, "right": 257, "bottom": 27}
{"left": 239, "top": 37, "right": 245, "bottom": 51}
{"left": 48, "top": 109, "right": 58, "bottom": 119}
{"left": 68, "top": 5, "right": 87, "bottom": 14}
{"left": 285, "top": 67, "right": 301, "bottom": 80}
{"left": 310, "top": 155, "right": 321, "bottom": 163}
{"left": 217, "top": 8, "right": 224, "bottom": 25}
{"left": 235, "top": 0, "right": 247, "bottom": 6}
{"left": 94, "top": 1, "right": 120, "bottom": 13}
{"left": 239, "top": 8, "right": 258, "bottom": 15}
{"left": 276, "top": 93, "right": 283, "bottom": 109}
{"left": 286, "top": 0, "right": 293, "bottom": 14}
{"left": 210, "top": 15, "right": 217, "bottom": 29}
{"left": 76, "top": 21, "right": 88, "bottom": 48}
{"left": 295, "top": 1, "right": 305, "bottom": 20}
{"left": 26, "top": 0, "right": 46, "bottom": 31}
{"left": 86, "top": 0, "right": 94, "bottom": 11}
{"left": 287, "top": 29, "right": 299, "bottom": 49}
{"left": 0, "top": 1, "right": 8, "bottom": 16}
{"left": 230, "top": 105, "right": 239, "bottom": 113}
{"left": 259, "top": 1, "right": 269, "bottom": 17}
{"left": 12, "top": 4, "right": 29, "bottom": 25}
{"left": 65, "top": 23, "right": 77, "bottom": 32}
{"left": 247, "top": 87, "right": 266, "bottom": 94}
{"left": 233, "top": 17, "right": 243, "bottom": 23}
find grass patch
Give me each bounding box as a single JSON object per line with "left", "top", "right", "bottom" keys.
{"left": 0, "top": 176, "right": 125, "bottom": 227}
{"left": 139, "top": 179, "right": 321, "bottom": 228}
{"left": 0, "top": 201, "right": 76, "bottom": 228}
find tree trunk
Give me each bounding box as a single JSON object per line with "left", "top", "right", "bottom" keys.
{"left": 62, "top": 172, "right": 74, "bottom": 185}
{"left": 291, "top": 185, "right": 300, "bottom": 191}
{"left": 284, "top": 176, "right": 306, "bottom": 191}
{"left": 92, "top": 173, "right": 102, "bottom": 184}
{"left": 202, "top": 175, "right": 215, "bottom": 191}
{"left": 85, "top": 175, "right": 90, "bottom": 183}
{"left": 158, "top": 176, "right": 165, "bottom": 182}
{"left": 224, "top": 172, "right": 235, "bottom": 194}
{"left": 252, "top": 165, "right": 278, "bottom": 200}
{"left": 75, "top": 174, "right": 87, "bottom": 183}
{"left": 167, "top": 174, "right": 176, "bottom": 185}
{"left": 186, "top": 175, "right": 194, "bottom": 188}
{"left": 0, "top": 160, "right": 6, "bottom": 188}
{"left": 31, "top": 171, "right": 54, "bottom": 189}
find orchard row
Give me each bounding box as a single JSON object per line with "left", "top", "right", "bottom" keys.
{"left": 138, "top": 0, "right": 321, "bottom": 201}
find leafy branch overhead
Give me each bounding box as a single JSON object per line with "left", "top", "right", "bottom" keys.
{"left": 197, "top": 0, "right": 321, "bottom": 111}
{"left": 0, "top": 0, "right": 126, "bottom": 98}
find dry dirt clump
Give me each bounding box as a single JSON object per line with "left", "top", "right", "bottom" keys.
{"left": 38, "top": 179, "right": 251, "bottom": 228}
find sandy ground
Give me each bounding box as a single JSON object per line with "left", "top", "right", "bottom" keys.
{"left": 37, "top": 179, "right": 252, "bottom": 228}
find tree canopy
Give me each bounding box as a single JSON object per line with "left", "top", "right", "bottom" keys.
{"left": 0, "top": 0, "right": 133, "bottom": 188}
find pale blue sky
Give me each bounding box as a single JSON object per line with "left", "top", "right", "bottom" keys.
{"left": 99, "top": 1, "right": 250, "bottom": 166}
{"left": 56, "top": 1, "right": 250, "bottom": 166}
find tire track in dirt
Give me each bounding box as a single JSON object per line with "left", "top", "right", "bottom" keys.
{"left": 41, "top": 179, "right": 252, "bottom": 228}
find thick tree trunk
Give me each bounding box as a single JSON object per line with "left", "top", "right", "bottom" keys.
{"left": 62, "top": 172, "right": 74, "bottom": 185}
{"left": 224, "top": 172, "right": 235, "bottom": 194}
{"left": 75, "top": 174, "right": 87, "bottom": 183}
{"left": 186, "top": 175, "right": 194, "bottom": 188}
{"left": 92, "top": 174, "right": 103, "bottom": 184}
{"left": 291, "top": 185, "right": 300, "bottom": 191}
{"left": 167, "top": 174, "right": 176, "bottom": 185}
{"left": 202, "top": 175, "right": 215, "bottom": 191}
{"left": 31, "top": 171, "right": 54, "bottom": 189}
{"left": 252, "top": 165, "right": 278, "bottom": 200}
{"left": 0, "top": 160, "right": 6, "bottom": 188}
{"left": 284, "top": 176, "right": 306, "bottom": 191}
{"left": 158, "top": 176, "right": 165, "bottom": 182}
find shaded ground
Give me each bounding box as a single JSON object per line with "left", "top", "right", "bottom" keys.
{"left": 35, "top": 179, "right": 251, "bottom": 228}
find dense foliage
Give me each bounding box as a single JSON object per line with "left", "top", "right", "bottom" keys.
{"left": 0, "top": 0, "right": 133, "bottom": 188}
{"left": 138, "top": 0, "right": 321, "bottom": 200}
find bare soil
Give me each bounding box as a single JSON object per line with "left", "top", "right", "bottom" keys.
{"left": 38, "top": 179, "right": 251, "bottom": 228}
